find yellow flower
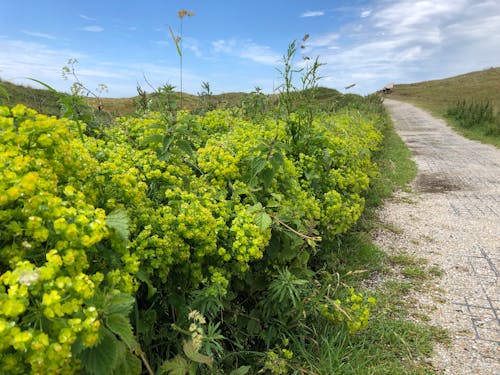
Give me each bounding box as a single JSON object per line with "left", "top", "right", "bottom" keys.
{"left": 42, "top": 290, "right": 61, "bottom": 306}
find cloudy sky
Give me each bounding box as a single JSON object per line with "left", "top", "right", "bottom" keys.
{"left": 1, "top": 0, "right": 499, "bottom": 97}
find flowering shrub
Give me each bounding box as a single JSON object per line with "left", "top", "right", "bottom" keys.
{"left": 1, "top": 101, "right": 382, "bottom": 373}
{"left": 0, "top": 105, "right": 139, "bottom": 374}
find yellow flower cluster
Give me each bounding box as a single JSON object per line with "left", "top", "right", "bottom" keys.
{"left": 319, "top": 288, "right": 376, "bottom": 334}
{"left": 230, "top": 204, "right": 272, "bottom": 271}
{"left": 0, "top": 105, "right": 138, "bottom": 372}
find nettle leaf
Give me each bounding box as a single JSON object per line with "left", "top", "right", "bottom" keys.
{"left": 229, "top": 366, "right": 251, "bottom": 375}
{"left": 183, "top": 340, "right": 213, "bottom": 368}
{"left": 80, "top": 329, "right": 120, "bottom": 375}
{"left": 114, "top": 350, "right": 142, "bottom": 375}
{"left": 106, "top": 293, "right": 135, "bottom": 316}
{"left": 160, "top": 355, "right": 189, "bottom": 375}
{"left": 106, "top": 313, "right": 139, "bottom": 350}
{"left": 259, "top": 168, "right": 275, "bottom": 190}
{"left": 254, "top": 211, "right": 272, "bottom": 232}
{"left": 106, "top": 208, "right": 130, "bottom": 242}
{"left": 141, "top": 133, "right": 163, "bottom": 147}
{"left": 176, "top": 139, "right": 194, "bottom": 157}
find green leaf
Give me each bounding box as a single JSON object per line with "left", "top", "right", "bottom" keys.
{"left": 168, "top": 26, "right": 182, "bottom": 57}
{"left": 113, "top": 350, "right": 142, "bottom": 375}
{"left": 254, "top": 211, "right": 272, "bottom": 232}
{"left": 106, "top": 293, "right": 136, "bottom": 316}
{"left": 106, "top": 314, "right": 139, "bottom": 351}
{"left": 176, "top": 139, "right": 194, "bottom": 157}
{"left": 259, "top": 167, "right": 275, "bottom": 190}
{"left": 251, "top": 157, "right": 267, "bottom": 176}
{"left": 141, "top": 133, "right": 163, "bottom": 147}
{"left": 230, "top": 366, "right": 251, "bottom": 375}
{"left": 270, "top": 151, "right": 285, "bottom": 170}
{"left": 80, "top": 329, "right": 120, "bottom": 375}
{"left": 183, "top": 340, "right": 213, "bottom": 368}
{"left": 160, "top": 355, "right": 189, "bottom": 375}
{"left": 106, "top": 208, "right": 130, "bottom": 242}
{"left": 136, "top": 270, "right": 157, "bottom": 299}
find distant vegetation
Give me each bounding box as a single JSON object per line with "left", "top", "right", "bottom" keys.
{"left": 0, "top": 78, "right": 371, "bottom": 117}
{"left": 389, "top": 67, "right": 500, "bottom": 146}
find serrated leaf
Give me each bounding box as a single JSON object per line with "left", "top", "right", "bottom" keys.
{"left": 176, "top": 139, "right": 193, "bottom": 156}
{"left": 106, "top": 294, "right": 135, "bottom": 316}
{"left": 106, "top": 314, "right": 139, "bottom": 351}
{"left": 106, "top": 208, "right": 130, "bottom": 242}
{"left": 141, "top": 133, "right": 163, "bottom": 147}
{"left": 259, "top": 167, "right": 275, "bottom": 190}
{"left": 230, "top": 366, "right": 251, "bottom": 375}
{"left": 80, "top": 329, "right": 120, "bottom": 375}
{"left": 251, "top": 157, "right": 267, "bottom": 176}
{"left": 254, "top": 211, "right": 272, "bottom": 232}
{"left": 271, "top": 151, "right": 285, "bottom": 170}
{"left": 247, "top": 202, "right": 263, "bottom": 213}
{"left": 113, "top": 350, "right": 142, "bottom": 375}
{"left": 160, "top": 355, "right": 189, "bottom": 375}
{"left": 182, "top": 340, "right": 213, "bottom": 368}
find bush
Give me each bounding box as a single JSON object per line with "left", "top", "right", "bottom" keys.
{"left": 1, "top": 98, "right": 383, "bottom": 373}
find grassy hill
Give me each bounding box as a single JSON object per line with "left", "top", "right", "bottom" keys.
{"left": 388, "top": 67, "right": 500, "bottom": 146}
{"left": 0, "top": 80, "right": 347, "bottom": 117}
{"left": 389, "top": 67, "right": 500, "bottom": 114}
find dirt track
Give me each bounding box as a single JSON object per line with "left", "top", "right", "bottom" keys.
{"left": 376, "top": 99, "right": 499, "bottom": 374}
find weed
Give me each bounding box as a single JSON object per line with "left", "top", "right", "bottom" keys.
{"left": 169, "top": 9, "right": 194, "bottom": 109}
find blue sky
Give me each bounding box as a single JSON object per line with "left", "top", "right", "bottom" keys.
{"left": 1, "top": 0, "right": 499, "bottom": 97}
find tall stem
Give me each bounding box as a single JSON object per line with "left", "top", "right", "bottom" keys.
{"left": 180, "top": 18, "right": 183, "bottom": 110}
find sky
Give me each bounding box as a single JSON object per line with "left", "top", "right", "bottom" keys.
{"left": 1, "top": 0, "right": 499, "bottom": 98}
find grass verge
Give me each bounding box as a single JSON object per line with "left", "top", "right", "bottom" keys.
{"left": 294, "top": 114, "right": 449, "bottom": 374}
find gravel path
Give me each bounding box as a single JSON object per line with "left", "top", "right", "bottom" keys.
{"left": 375, "top": 99, "right": 499, "bottom": 374}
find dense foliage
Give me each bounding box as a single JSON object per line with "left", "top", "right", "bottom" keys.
{"left": 447, "top": 100, "right": 500, "bottom": 136}
{"left": 0, "top": 92, "right": 383, "bottom": 373}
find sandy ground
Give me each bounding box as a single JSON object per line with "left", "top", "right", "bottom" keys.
{"left": 374, "top": 99, "right": 499, "bottom": 374}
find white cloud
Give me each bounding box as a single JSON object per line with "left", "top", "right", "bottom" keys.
{"left": 239, "top": 42, "right": 281, "bottom": 65}
{"left": 79, "top": 14, "right": 96, "bottom": 21}
{"left": 300, "top": 11, "right": 324, "bottom": 18}
{"left": 81, "top": 25, "right": 104, "bottom": 33}
{"left": 212, "top": 39, "right": 234, "bottom": 53}
{"left": 212, "top": 39, "right": 280, "bottom": 66}
{"left": 372, "top": 0, "right": 466, "bottom": 35}
{"left": 0, "top": 38, "right": 188, "bottom": 97}
{"left": 361, "top": 10, "right": 372, "bottom": 18}
{"left": 305, "top": 0, "right": 500, "bottom": 94}
{"left": 21, "top": 30, "right": 56, "bottom": 40}
{"left": 0, "top": 39, "right": 85, "bottom": 91}
{"left": 308, "top": 33, "right": 339, "bottom": 48}
{"left": 183, "top": 37, "right": 203, "bottom": 58}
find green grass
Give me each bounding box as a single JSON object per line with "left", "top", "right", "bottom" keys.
{"left": 294, "top": 115, "right": 450, "bottom": 374}
{"left": 388, "top": 66, "right": 500, "bottom": 147}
